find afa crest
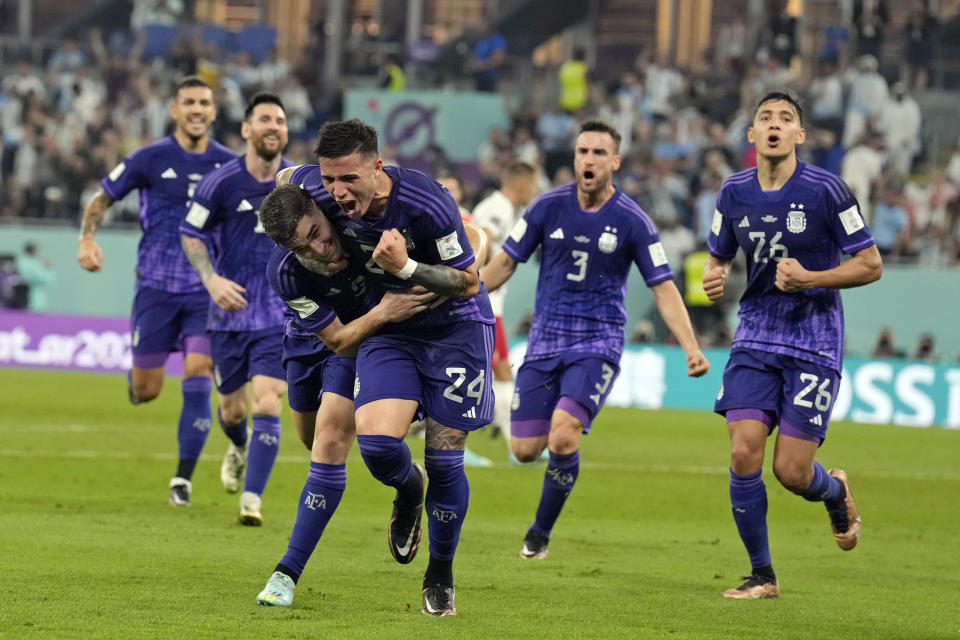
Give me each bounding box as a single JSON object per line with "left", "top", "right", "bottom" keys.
{"left": 598, "top": 226, "right": 618, "bottom": 254}
{"left": 786, "top": 209, "right": 806, "bottom": 233}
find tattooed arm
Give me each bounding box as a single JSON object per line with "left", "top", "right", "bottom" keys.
{"left": 372, "top": 228, "right": 480, "bottom": 298}
{"left": 181, "top": 234, "right": 248, "bottom": 311}
{"left": 77, "top": 188, "right": 115, "bottom": 272}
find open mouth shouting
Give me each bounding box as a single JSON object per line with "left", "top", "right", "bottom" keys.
{"left": 337, "top": 199, "right": 358, "bottom": 215}
{"left": 766, "top": 134, "right": 781, "bottom": 149}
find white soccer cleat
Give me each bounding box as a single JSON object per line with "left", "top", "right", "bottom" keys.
{"left": 220, "top": 441, "right": 247, "bottom": 494}
{"left": 168, "top": 477, "right": 192, "bottom": 507}
{"left": 257, "top": 571, "right": 296, "bottom": 606}
{"left": 239, "top": 491, "right": 263, "bottom": 526}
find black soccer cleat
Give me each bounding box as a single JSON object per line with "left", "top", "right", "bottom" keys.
{"left": 421, "top": 583, "right": 457, "bottom": 617}
{"left": 519, "top": 529, "right": 549, "bottom": 559}
{"left": 388, "top": 463, "right": 425, "bottom": 564}
{"left": 722, "top": 573, "right": 780, "bottom": 599}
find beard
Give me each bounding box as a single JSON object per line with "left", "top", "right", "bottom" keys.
{"left": 253, "top": 139, "right": 283, "bottom": 162}
{"left": 294, "top": 252, "right": 348, "bottom": 277}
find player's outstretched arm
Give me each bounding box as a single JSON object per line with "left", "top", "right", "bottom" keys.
{"left": 480, "top": 250, "right": 518, "bottom": 292}
{"left": 702, "top": 256, "right": 732, "bottom": 301}
{"left": 775, "top": 245, "right": 882, "bottom": 292}
{"left": 315, "top": 287, "right": 435, "bottom": 356}
{"left": 464, "top": 222, "right": 490, "bottom": 267}
{"left": 651, "top": 280, "right": 710, "bottom": 377}
{"left": 373, "top": 228, "right": 480, "bottom": 298}
{"left": 77, "top": 188, "right": 114, "bottom": 272}
{"left": 181, "top": 234, "right": 248, "bottom": 311}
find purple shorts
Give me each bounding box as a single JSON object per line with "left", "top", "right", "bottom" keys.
{"left": 283, "top": 334, "right": 356, "bottom": 412}
{"left": 354, "top": 321, "right": 495, "bottom": 431}
{"left": 715, "top": 348, "right": 841, "bottom": 442}
{"left": 131, "top": 286, "right": 210, "bottom": 367}
{"left": 211, "top": 327, "right": 285, "bottom": 395}
{"left": 511, "top": 353, "right": 620, "bottom": 438}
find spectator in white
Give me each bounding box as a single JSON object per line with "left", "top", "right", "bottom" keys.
{"left": 598, "top": 92, "right": 636, "bottom": 156}
{"left": 808, "top": 58, "right": 844, "bottom": 131}
{"left": 841, "top": 131, "right": 886, "bottom": 223}
{"left": 47, "top": 37, "right": 88, "bottom": 74}
{"left": 877, "top": 82, "right": 922, "bottom": 177}
{"left": 945, "top": 136, "right": 960, "bottom": 186}
{"left": 904, "top": 167, "right": 959, "bottom": 237}
{"left": 512, "top": 126, "right": 540, "bottom": 166}
{"left": 16, "top": 242, "right": 55, "bottom": 311}
{"left": 277, "top": 76, "right": 312, "bottom": 138}
{"left": 1, "top": 61, "right": 47, "bottom": 102}
{"left": 130, "top": 0, "right": 183, "bottom": 29}
{"left": 640, "top": 53, "right": 684, "bottom": 121}
{"left": 843, "top": 54, "right": 888, "bottom": 148}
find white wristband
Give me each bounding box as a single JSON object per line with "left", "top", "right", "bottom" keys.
{"left": 395, "top": 258, "right": 418, "bottom": 280}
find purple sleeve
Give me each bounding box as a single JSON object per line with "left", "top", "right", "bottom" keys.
{"left": 100, "top": 147, "right": 148, "bottom": 201}
{"left": 406, "top": 187, "right": 476, "bottom": 269}
{"left": 501, "top": 197, "right": 545, "bottom": 263}
{"left": 179, "top": 173, "right": 222, "bottom": 240}
{"left": 269, "top": 253, "right": 337, "bottom": 333}
{"left": 824, "top": 189, "right": 876, "bottom": 255}
{"left": 707, "top": 187, "right": 739, "bottom": 260}
{"left": 629, "top": 213, "right": 674, "bottom": 287}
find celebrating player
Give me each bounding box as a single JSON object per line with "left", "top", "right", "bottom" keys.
{"left": 78, "top": 76, "right": 235, "bottom": 506}
{"left": 179, "top": 93, "right": 291, "bottom": 523}
{"left": 703, "top": 91, "right": 882, "bottom": 599}
{"left": 481, "top": 120, "right": 709, "bottom": 561}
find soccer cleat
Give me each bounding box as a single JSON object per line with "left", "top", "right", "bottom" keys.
{"left": 256, "top": 571, "right": 296, "bottom": 606}
{"left": 826, "top": 468, "right": 861, "bottom": 551}
{"left": 169, "top": 477, "right": 191, "bottom": 507}
{"left": 388, "top": 463, "right": 425, "bottom": 564}
{"left": 220, "top": 441, "right": 248, "bottom": 494}
{"left": 239, "top": 491, "right": 263, "bottom": 526}
{"left": 421, "top": 583, "right": 457, "bottom": 617}
{"left": 463, "top": 448, "right": 493, "bottom": 468}
{"left": 126, "top": 372, "right": 142, "bottom": 405}
{"left": 722, "top": 574, "right": 780, "bottom": 599}
{"left": 519, "top": 529, "right": 549, "bottom": 559}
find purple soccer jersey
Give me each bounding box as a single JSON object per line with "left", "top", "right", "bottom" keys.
{"left": 180, "top": 155, "right": 294, "bottom": 331}
{"left": 502, "top": 184, "right": 674, "bottom": 362}
{"left": 290, "top": 164, "right": 495, "bottom": 331}
{"left": 707, "top": 161, "right": 875, "bottom": 370}
{"left": 101, "top": 135, "right": 236, "bottom": 294}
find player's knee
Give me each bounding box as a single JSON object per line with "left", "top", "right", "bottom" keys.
{"left": 729, "top": 443, "right": 763, "bottom": 474}
{"left": 772, "top": 459, "right": 808, "bottom": 493}
{"left": 132, "top": 381, "right": 161, "bottom": 403}
{"left": 511, "top": 440, "right": 544, "bottom": 462}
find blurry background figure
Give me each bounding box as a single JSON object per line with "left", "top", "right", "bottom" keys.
{"left": 871, "top": 327, "right": 904, "bottom": 358}
{"left": 852, "top": 0, "right": 889, "bottom": 59}
{"left": 629, "top": 320, "right": 655, "bottom": 344}
{"left": 912, "top": 333, "right": 937, "bottom": 361}
{"left": 16, "top": 242, "right": 55, "bottom": 311}
{"left": 878, "top": 83, "right": 922, "bottom": 177}
{"left": 871, "top": 178, "right": 909, "bottom": 258}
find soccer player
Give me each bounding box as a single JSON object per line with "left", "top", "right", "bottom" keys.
{"left": 179, "top": 92, "right": 292, "bottom": 524}
{"left": 702, "top": 91, "right": 882, "bottom": 599}
{"left": 471, "top": 160, "right": 540, "bottom": 448}
{"left": 77, "top": 76, "right": 236, "bottom": 506}
{"left": 255, "top": 182, "right": 490, "bottom": 607}
{"left": 481, "top": 120, "right": 710, "bottom": 560}
{"left": 274, "top": 119, "right": 495, "bottom": 616}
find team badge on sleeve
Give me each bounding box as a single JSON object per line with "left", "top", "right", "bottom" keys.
{"left": 185, "top": 202, "right": 210, "bottom": 228}
{"left": 108, "top": 162, "right": 126, "bottom": 182}
{"left": 711, "top": 210, "right": 723, "bottom": 235}
{"left": 509, "top": 218, "right": 528, "bottom": 242}
{"left": 648, "top": 242, "right": 668, "bottom": 267}
{"left": 838, "top": 205, "right": 865, "bottom": 235}
{"left": 435, "top": 231, "right": 464, "bottom": 260}
{"left": 286, "top": 296, "right": 320, "bottom": 319}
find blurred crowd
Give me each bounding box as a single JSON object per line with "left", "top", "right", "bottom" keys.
{"left": 2, "top": 0, "right": 959, "bottom": 272}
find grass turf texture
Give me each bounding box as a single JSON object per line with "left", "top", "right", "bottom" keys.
{"left": 0, "top": 368, "right": 958, "bottom": 639}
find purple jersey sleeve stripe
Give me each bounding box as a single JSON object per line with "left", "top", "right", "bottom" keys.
{"left": 400, "top": 182, "right": 460, "bottom": 221}
{"left": 798, "top": 175, "right": 842, "bottom": 204}
{"left": 179, "top": 224, "right": 208, "bottom": 239}
{"left": 728, "top": 166, "right": 756, "bottom": 181}
{"left": 707, "top": 237, "right": 737, "bottom": 261}
{"left": 100, "top": 177, "right": 122, "bottom": 200}
{"left": 309, "top": 309, "right": 337, "bottom": 331}
{"left": 644, "top": 271, "right": 674, "bottom": 287}
{"left": 527, "top": 184, "right": 574, "bottom": 211}
{"left": 398, "top": 186, "right": 459, "bottom": 225}
{"left": 617, "top": 195, "right": 658, "bottom": 235}
{"left": 805, "top": 165, "right": 855, "bottom": 202}
{"left": 841, "top": 237, "right": 875, "bottom": 254}
{"left": 395, "top": 193, "right": 453, "bottom": 227}
{"left": 290, "top": 164, "right": 317, "bottom": 185}
{"left": 502, "top": 243, "right": 527, "bottom": 263}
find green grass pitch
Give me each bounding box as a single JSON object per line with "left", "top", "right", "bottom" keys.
{"left": 1, "top": 368, "right": 958, "bottom": 639}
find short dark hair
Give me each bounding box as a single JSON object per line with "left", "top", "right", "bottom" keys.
{"left": 244, "top": 92, "right": 285, "bottom": 120}
{"left": 313, "top": 119, "right": 379, "bottom": 159}
{"left": 176, "top": 75, "right": 212, "bottom": 94}
{"left": 578, "top": 120, "right": 622, "bottom": 153}
{"left": 755, "top": 91, "right": 804, "bottom": 126}
{"left": 259, "top": 184, "right": 313, "bottom": 247}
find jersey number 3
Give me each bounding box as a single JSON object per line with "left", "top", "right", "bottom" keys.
{"left": 567, "top": 250, "right": 589, "bottom": 282}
